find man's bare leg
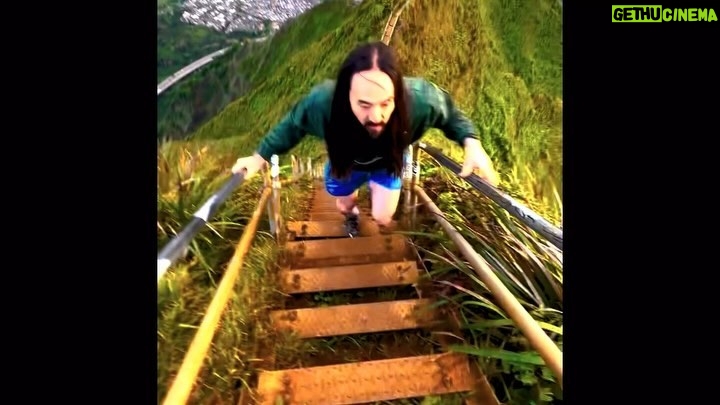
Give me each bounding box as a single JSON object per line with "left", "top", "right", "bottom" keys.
{"left": 369, "top": 181, "right": 402, "bottom": 233}
{"left": 335, "top": 189, "right": 360, "bottom": 215}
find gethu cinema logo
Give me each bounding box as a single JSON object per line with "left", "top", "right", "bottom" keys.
{"left": 612, "top": 6, "right": 717, "bottom": 22}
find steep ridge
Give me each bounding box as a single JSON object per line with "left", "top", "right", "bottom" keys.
{"left": 187, "top": 0, "right": 562, "bottom": 209}
{"left": 157, "top": 1, "right": 563, "bottom": 403}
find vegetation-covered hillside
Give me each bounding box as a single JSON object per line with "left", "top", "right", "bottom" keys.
{"left": 186, "top": 0, "right": 562, "bottom": 212}
{"left": 156, "top": 0, "right": 276, "bottom": 141}
{"left": 157, "top": 0, "right": 263, "bottom": 82}
{"left": 157, "top": 0, "right": 358, "bottom": 142}
{"left": 158, "top": 0, "right": 563, "bottom": 403}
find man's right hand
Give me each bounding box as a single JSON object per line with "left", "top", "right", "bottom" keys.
{"left": 231, "top": 153, "right": 267, "bottom": 178}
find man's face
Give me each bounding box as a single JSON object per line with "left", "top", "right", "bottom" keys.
{"left": 349, "top": 69, "right": 396, "bottom": 138}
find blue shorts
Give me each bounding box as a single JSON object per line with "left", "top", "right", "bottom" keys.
{"left": 323, "top": 162, "right": 402, "bottom": 196}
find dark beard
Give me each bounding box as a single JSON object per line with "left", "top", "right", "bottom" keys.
{"left": 364, "top": 122, "right": 385, "bottom": 138}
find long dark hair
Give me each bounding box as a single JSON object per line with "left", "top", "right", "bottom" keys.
{"left": 325, "top": 41, "right": 412, "bottom": 179}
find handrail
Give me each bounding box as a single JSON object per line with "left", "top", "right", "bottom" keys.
{"left": 418, "top": 143, "right": 563, "bottom": 251}
{"left": 159, "top": 154, "right": 318, "bottom": 404}
{"left": 414, "top": 185, "right": 563, "bottom": 387}
{"left": 380, "top": 0, "right": 411, "bottom": 45}
{"left": 157, "top": 47, "right": 231, "bottom": 96}
{"left": 162, "top": 187, "right": 273, "bottom": 405}
{"left": 157, "top": 153, "right": 319, "bottom": 283}
{"left": 157, "top": 172, "right": 246, "bottom": 282}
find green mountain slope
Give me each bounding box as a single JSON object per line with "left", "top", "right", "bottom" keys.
{"left": 181, "top": 0, "right": 562, "bottom": 208}
{"left": 157, "top": 0, "right": 263, "bottom": 82}
{"left": 157, "top": 1, "right": 563, "bottom": 401}
{"left": 157, "top": 0, "right": 356, "bottom": 141}
{"left": 157, "top": 0, "right": 270, "bottom": 141}
{"left": 157, "top": 42, "right": 258, "bottom": 141}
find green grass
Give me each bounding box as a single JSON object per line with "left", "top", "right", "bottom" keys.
{"left": 189, "top": 0, "right": 562, "bottom": 211}
{"left": 157, "top": 142, "right": 315, "bottom": 403}
{"left": 406, "top": 158, "right": 563, "bottom": 403}
{"left": 157, "top": 0, "right": 562, "bottom": 403}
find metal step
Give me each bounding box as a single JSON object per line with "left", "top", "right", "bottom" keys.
{"left": 278, "top": 260, "right": 419, "bottom": 294}
{"left": 286, "top": 220, "right": 380, "bottom": 239}
{"left": 305, "top": 209, "right": 372, "bottom": 220}
{"left": 308, "top": 205, "right": 342, "bottom": 210}
{"left": 306, "top": 213, "right": 345, "bottom": 221}
{"left": 256, "top": 352, "right": 477, "bottom": 405}
{"left": 270, "top": 298, "right": 437, "bottom": 338}
{"left": 284, "top": 234, "right": 409, "bottom": 268}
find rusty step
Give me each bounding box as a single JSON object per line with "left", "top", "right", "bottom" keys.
{"left": 308, "top": 208, "right": 371, "bottom": 215}
{"left": 309, "top": 197, "right": 368, "bottom": 203}
{"left": 310, "top": 201, "right": 337, "bottom": 209}
{"left": 278, "top": 260, "right": 419, "bottom": 294}
{"left": 310, "top": 190, "right": 336, "bottom": 200}
{"left": 256, "top": 352, "right": 477, "bottom": 405}
{"left": 270, "top": 298, "right": 437, "bottom": 338}
{"left": 309, "top": 195, "right": 348, "bottom": 202}
{"left": 310, "top": 193, "right": 370, "bottom": 204}
{"left": 307, "top": 204, "right": 341, "bottom": 209}
{"left": 308, "top": 205, "right": 346, "bottom": 211}
{"left": 305, "top": 213, "right": 345, "bottom": 221}
{"left": 286, "top": 220, "right": 380, "bottom": 239}
{"left": 305, "top": 210, "right": 372, "bottom": 221}
{"left": 310, "top": 200, "right": 337, "bottom": 208}
{"left": 309, "top": 197, "right": 343, "bottom": 203}
{"left": 284, "top": 234, "right": 409, "bottom": 268}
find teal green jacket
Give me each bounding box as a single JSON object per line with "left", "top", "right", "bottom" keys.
{"left": 255, "top": 77, "right": 479, "bottom": 161}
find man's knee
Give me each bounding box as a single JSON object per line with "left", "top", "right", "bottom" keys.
{"left": 369, "top": 180, "right": 401, "bottom": 226}
{"left": 336, "top": 195, "right": 358, "bottom": 213}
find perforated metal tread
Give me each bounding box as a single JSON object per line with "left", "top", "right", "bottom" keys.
{"left": 270, "top": 298, "right": 437, "bottom": 338}
{"left": 256, "top": 352, "right": 477, "bottom": 405}
{"left": 286, "top": 220, "right": 380, "bottom": 239}
{"left": 278, "top": 260, "right": 419, "bottom": 294}
{"left": 306, "top": 210, "right": 372, "bottom": 221}
{"left": 284, "top": 234, "right": 409, "bottom": 268}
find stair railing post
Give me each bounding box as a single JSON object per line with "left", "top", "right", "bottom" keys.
{"left": 318, "top": 159, "right": 326, "bottom": 179}
{"left": 401, "top": 145, "right": 414, "bottom": 222}
{"left": 263, "top": 160, "right": 277, "bottom": 236}
{"left": 410, "top": 142, "right": 421, "bottom": 228}
{"left": 268, "top": 154, "right": 284, "bottom": 241}
{"left": 291, "top": 154, "right": 299, "bottom": 179}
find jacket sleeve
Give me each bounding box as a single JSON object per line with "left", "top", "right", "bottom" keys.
{"left": 424, "top": 80, "right": 480, "bottom": 147}
{"left": 255, "top": 86, "right": 327, "bottom": 161}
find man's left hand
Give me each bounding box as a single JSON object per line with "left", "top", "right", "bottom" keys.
{"left": 459, "top": 138, "right": 500, "bottom": 186}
